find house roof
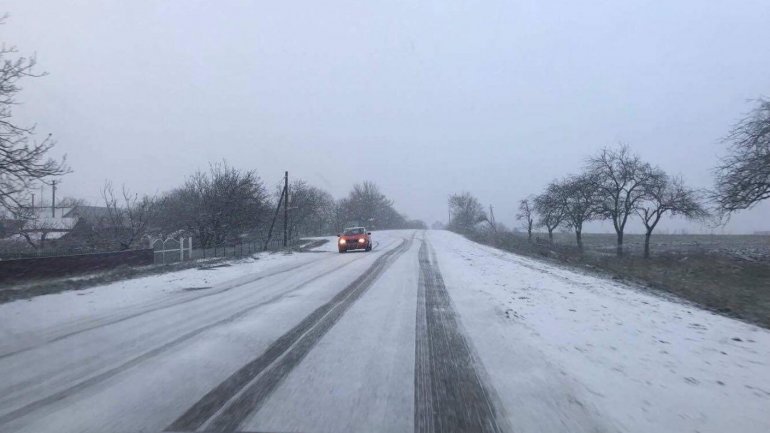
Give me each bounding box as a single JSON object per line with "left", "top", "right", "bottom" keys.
{"left": 63, "top": 206, "right": 113, "bottom": 221}
{"left": 0, "top": 207, "right": 79, "bottom": 240}
{"left": 29, "top": 207, "right": 74, "bottom": 219}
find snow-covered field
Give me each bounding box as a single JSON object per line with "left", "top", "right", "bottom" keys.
{"left": 430, "top": 230, "right": 770, "bottom": 433}
{"left": 0, "top": 229, "right": 767, "bottom": 433}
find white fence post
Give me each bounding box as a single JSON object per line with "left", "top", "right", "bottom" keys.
{"left": 188, "top": 237, "right": 193, "bottom": 260}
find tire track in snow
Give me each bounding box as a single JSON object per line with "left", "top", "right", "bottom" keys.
{"left": 415, "top": 238, "right": 506, "bottom": 433}
{"left": 1, "top": 244, "right": 408, "bottom": 403}
{"left": 0, "top": 244, "right": 391, "bottom": 428}
{"left": 166, "top": 235, "right": 413, "bottom": 433}
{"left": 0, "top": 245, "right": 387, "bottom": 361}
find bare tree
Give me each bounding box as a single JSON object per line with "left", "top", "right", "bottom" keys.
{"left": 309, "top": 187, "right": 336, "bottom": 235}
{"left": 713, "top": 98, "right": 770, "bottom": 213}
{"left": 276, "top": 179, "right": 336, "bottom": 238}
{"left": 588, "top": 145, "right": 655, "bottom": 255}
{"left": 337, "top": 181, "right": 406, "bottom": 230}
{"left": 101, "top": 181, "right": 157, "bottom": 250}
{"left": 447, "top": 192, "right": 486, "bottom": 236}
{"left": 0, "top": 17, "right": 68, "bottom": 213}
{"left": 534, "top": 182, "right": 565, "bottom": 242}
{"left": 155, "top": 162, "right": 269, "bottom": 248}
{"left": 155, "top": 178, "right": 204, "bottom": 245}
{"left": 559, "top": 174, "right": 600, "bottom": 250}
{"left": 638, "top": 172, "right": 707, "bottom": 258}
{"left": 515, "top": 197, "right": 535, "bottom": 241}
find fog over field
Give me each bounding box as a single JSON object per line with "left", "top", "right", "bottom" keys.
{"left": 3, "top": 0, "right": 769, "bottom": 233}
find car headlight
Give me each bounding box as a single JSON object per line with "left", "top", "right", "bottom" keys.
{"left": 358, "top": 238, "right": 365, "bottom": 243}
{"left": 339, "top": 239, "right": 346, "bottom": 244}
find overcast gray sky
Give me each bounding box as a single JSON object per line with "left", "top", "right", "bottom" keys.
{"left": 3, "top": 0, "right": 769, "bottom": 233}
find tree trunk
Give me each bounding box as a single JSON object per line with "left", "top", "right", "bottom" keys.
{"left": 576, "top": 230, "right": 583, "bottom": 250}
{"left": 548, "top": 228, "right": 554, "bottom": 242}
{"left": 527, "top": 225, "right": 532, "bottom": 241}
{"left": 616, "top": 230, "right": 624, "bottom": 256}
{"left": 644, "top": 231, "right": 651, "bottom": 259}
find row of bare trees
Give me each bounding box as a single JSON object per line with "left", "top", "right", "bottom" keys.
{"left": 93, "top": 168, "right": 422, "bottom": 251}
{"left": 518, "top": 145, "right": 707, "bottom": 257}
{"left": 267, "top": 179, "right": 419, "bottom": 245}
{"left": 514, "top": 97, "right": 770, "bottom": 258}
{"left": 6, "top": 161, "right": 421, "bottom": 254}
{"left": 449, "top": 98, "right": 768, "bottom": 258}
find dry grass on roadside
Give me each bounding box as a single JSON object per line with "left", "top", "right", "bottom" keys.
{"left": 481, "top": 232, "right": 770, "bottom": 328}
{"left": 0, "top": 240, "right": 328, "bottom": 304}
{"left": 0, "top": 254, "right": 262, "bottom": 304}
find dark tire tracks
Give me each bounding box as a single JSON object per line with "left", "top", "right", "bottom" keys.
{"left": 414, "top": 238, "right": 506, "bottom": 433}
{"left": 0, "top": 244, "right": 393, "bottom": 428}
{"left": 0, "top": 247, "right": 384, "bottom": 361}
{"left": 167, "top": 236, "right": 413, "bottom": 433}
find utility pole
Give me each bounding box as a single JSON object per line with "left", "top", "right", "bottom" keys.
{"left": 283, "top": 171, "right": 289, "bottom": 247}
{"left": 489, "top": 204, "right": 497, "bottom": 233}
{"left": 51, "top": 180, "right": 57, "bottom": 217}
{"left": 31, "top": 193, "right": 35, "bottom": 209}
{"left": 264, "top": 184, "right": 285, "bottom": 251}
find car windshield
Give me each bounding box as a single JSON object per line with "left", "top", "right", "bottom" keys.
{"left": 344, "top": 228, "right": 365, "bottom": 235}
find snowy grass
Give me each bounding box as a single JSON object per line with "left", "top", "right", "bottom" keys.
{"left": 430, "top": 230, "right": 770, "bottom": 433}
{"left": 484, "top": 231, "right": 770, "bottom": 328}
{"left": 0, "top": 249, "right": 324, "bottom": 347}
{"left": 0, "top": 241, "right": 324, "bottom": 304}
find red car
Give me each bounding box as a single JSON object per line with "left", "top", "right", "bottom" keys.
{"left": 338, "top": 227, "right": 372, "bottom": 253}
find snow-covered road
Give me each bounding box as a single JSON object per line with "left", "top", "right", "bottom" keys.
{"left": 0, "top": 230, "right": 768, "bottom": 433}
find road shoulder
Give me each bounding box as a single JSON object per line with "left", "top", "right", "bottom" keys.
{"left": 428, "top": 230, "right": 770, "bottom": 433}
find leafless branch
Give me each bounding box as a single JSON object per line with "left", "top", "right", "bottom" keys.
{"left": 713, "top": 98, "right": 770, "bottom": 213}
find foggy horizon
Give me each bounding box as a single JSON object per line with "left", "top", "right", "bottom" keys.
{"left": 3, "top": 4, "right": 770, "bottom": 433}
{"left": 4, "top": 1, "right": 769, "bottom": 234}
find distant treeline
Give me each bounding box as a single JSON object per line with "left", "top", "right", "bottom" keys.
{"left": 446, "top": 98, "right": 770, "bottom": 258}
{"left": 5, "top": 161, "right": 426, "bottom": 253}
{"left": 102, "top": 166, "right": 424, "bottom": 250}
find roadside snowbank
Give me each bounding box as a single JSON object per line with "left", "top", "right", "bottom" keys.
{"left": 0, "top": 250, "right": 319, "bottom": 351}
{"left": 430, "top": 230, "right": 770, "bottom": 433}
